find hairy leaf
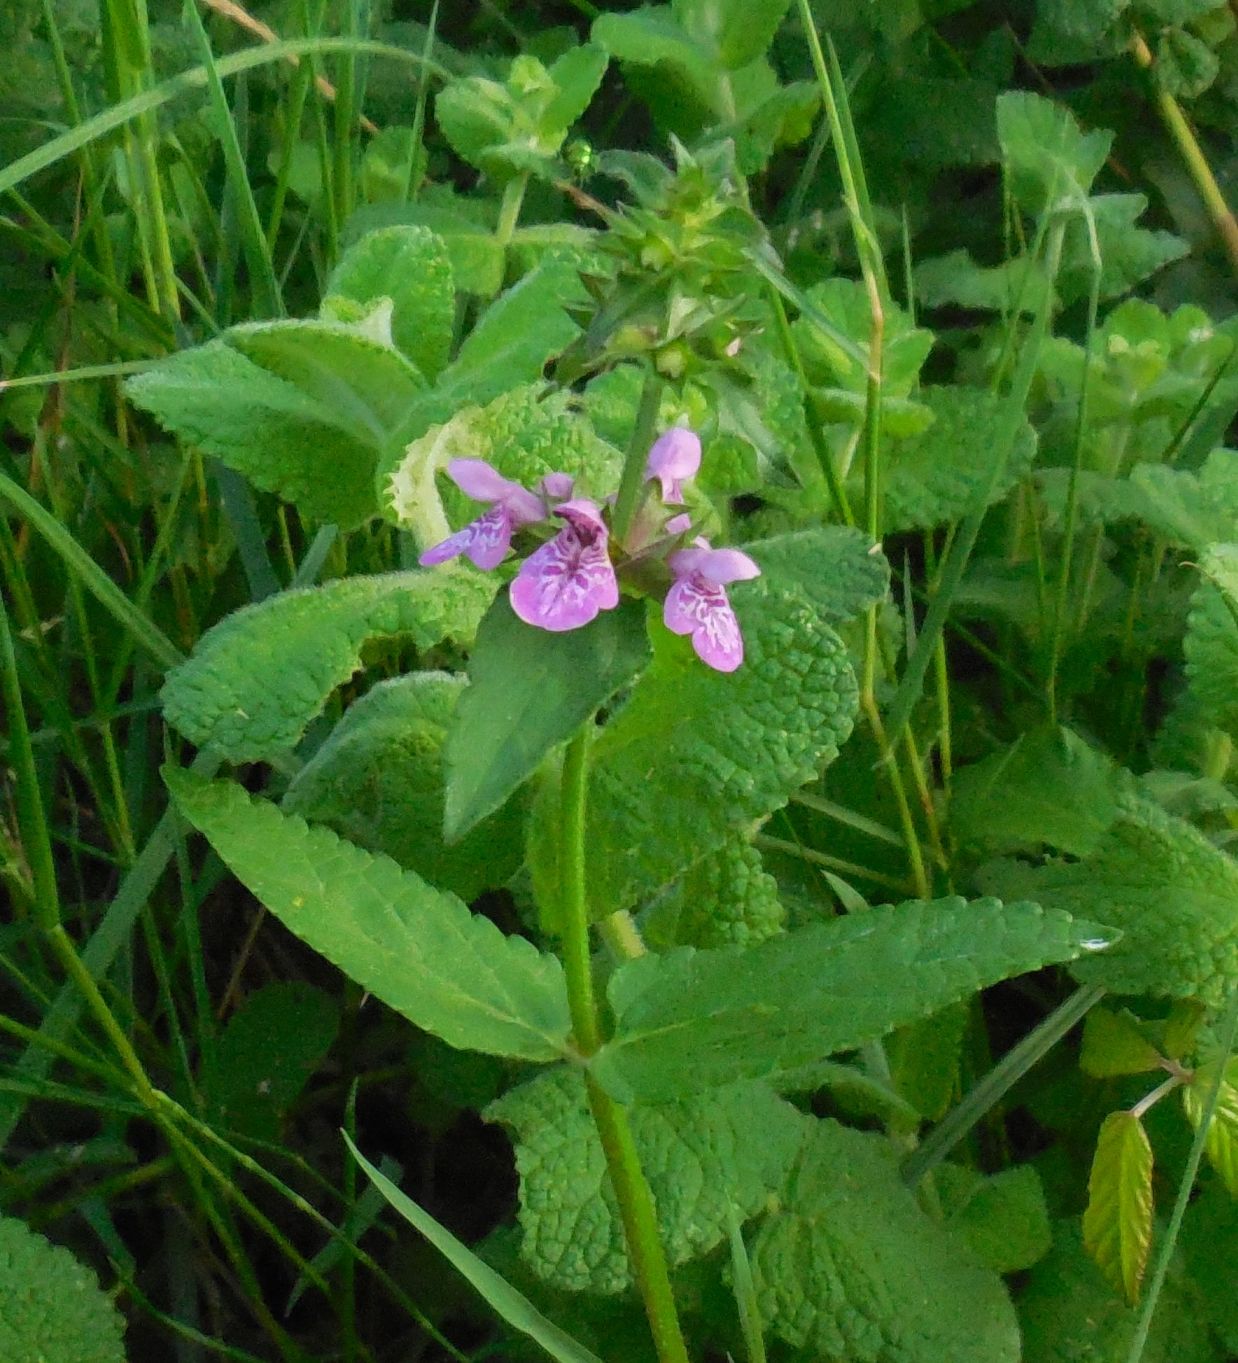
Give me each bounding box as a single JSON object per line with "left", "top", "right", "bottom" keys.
{"left": 325, "top": 225, "right": 455, "bottom": 381}
{"left": 580, "top": 528, "right": 886, "bottom": 919}
{"left": 591, "top": 896, "right": 1109, "bottom": 1102}
{"left": 751, "top": 1120, "right": 1020, "bottom": 1363}
{"left": 0, "top": 1215, "right": 126, "bottom": 1363}
{"left": 486, "top": 1069, "right": 803, "bottom": 1293}
{"left": 881, "top": 386, "right": 1037, "bottom": 532}
{"left": 161, "top": 570, "right": 495, "bottom": 762}
{"left": 445, "top": 596, "right": 650, "bottom": 842}
{"left": 1082, "top": 1111, "right": 1154, "bottom": 1304}
{"left": 166, "top": 770, "right": 571, "bottom": 1062}
{"left": 126, "top": 339, "right": 386, "bottom": 529}
{"left": 1184, "top": 548, "right": 1238, "bottom": 737}
{"left": 283, "top": 674, "right": 525, "bottom": 901}
{"left": 1010, "top": 799, "right": 1238, "bottom": 1006}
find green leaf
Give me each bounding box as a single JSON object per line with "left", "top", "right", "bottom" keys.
{"left": 325, "top": 225, "right": 455, "bottom": 381}
{"left": 543, "top": 44, "right": 609, "bottom": 131}
{"left": 580, "top": 528, "right": 886, "bottom": 919}
{"left": 166, "top": 770, "right": 571, "bottom": 1062}
{"left": 201, "top": 981, "right": 339, "bottom": 1141}
{"left": 445, "top": 263, "right": 584, "bottom": 404}
{"left": 677, "top": 0, "right": 794, "bottom": 69}
{"left": 915, "top": 249, "right": 1047, "bottom": 314}
{"left": 343, "top": 1135, "right": 604, "bottom": 1363}
{"left": 346, "top": 198, "right": 505, "bottom": 296}
{"left": 1182, "top": 1059, "right": 1238, "bottom": 1196}
{"left": 486, "top": 1069, "right": 803, "bottom": 1293}
{"left": 0, "top": 1216, "right": 127, "bottom": 1363}
{"left": 885, "top": 1003, "right": 968, "bottom": 1121}
{"left": 1009, "top": 800, "right": 1238, "bottom": 1007}
{"left": 126, "top": 339, "right": 385, "bottom": 530}
{"left": 283, "top": 674, "right": 526, "bottom": 901}
{"left": 997, "top": 91, "right": 1112, "bottom": 215}
{"left": 1082, "top": 1111, "right": 1155, "bottom": 1304}
{"left": 444, "top": 597, "right": 650, "bottom": 843}
{"left": 1185, "top": 547, "right": 1238, "bottom": 736}
{"left": 385, "top": 385, "right": 619, "bottom": 551}
{"left": 1059, "top": 195, "right": 1188, "bottom": 303}
{"left": 1080, "top": 1008, "right": 1164, "bottom": 1077}
{"left": 1182, "top": 1182, "right": 1238, "bottom": 1353}
{"left": 750, "top": 1120, "right": 1020, "bottom": 1363}
{"left": 1157, "top": 26, "right": 1220, "bottom": 98}
{"left": 590, "top": 896, "right": 1110, "bottom": 1102}
{"left": 1021, "top": 1220, "right": 1221, "bottom": 1363}
{"left": 879, "top": 386, "right": 1037, "bottom": 532}
{"left": 161, "top": 570, "right": 495, "bottom": 762}
{"left": 642, "top": 835, "right": 786, "bottom": 949}
{"left": 937, "top": 1164, "right": 1052, "bottom": 1274}
{"left": 591, "top": 8, "right": 710, "bottom": 87}
{"left": 950, "top": 725, "right": 1133, "bottom": 858}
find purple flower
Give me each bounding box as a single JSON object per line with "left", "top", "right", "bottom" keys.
{"left": 645, "top": 428, "right": 701, "bottom": 505}
{"left": 510, "top": 499, "right": 619, "bottom": 632}
{"left": 664, "top": 539, "right": 761, "bottom": 673}
{"left": 419, "top": 460, "right": 547, "bottom": 570}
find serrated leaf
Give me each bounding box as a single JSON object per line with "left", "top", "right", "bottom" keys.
{"left": 591, "top": 896, "right": 1110, "bottom": 1102}
{"left": 344, "top": 1136, "right": 604, "bottom": 1363}
{"left": 161, "top": 570, "right": 495, "bottom": 762}
{"left": 346, "top": 199, "right": 505, "bottom": 297}
{"left": 1182, "top": 1059, "right": 1238, "bottom": 1195}
{"left": 1080, "top": 1008, "right": 1164, "bottom": 1077}
{"left": 1157, "top": 26, "right": 1220, "bottom": 98}
{"left": 1010, "top": 799, "right": 1238, "bottom": 1006}
{"left": 937, "top": 1164, "right": 1052, "bottom": 1274}
{"left": 202, "top": 981, "right": 339, "bottom": 1141}
{"left": 385, "top": 385, "right": 619, "bottom": 550}
{"left": 997, "top": 91, "right": 1112, "bottom": 215}
{"left": 125, "top": 340, "right": 384, "bottom": 530}
{"left": 579, "top": 528, "right": 886, "bottom": 919}
{"left": 591, "top": 8, "right": 710, "bottom": 87}
{"left": 1082, "top": 1111, "right": 1154, "bottom": 1304}
{"left": 325, "top": 225, "right": 455, "bottom": 381}
{"left": 486, "top": 1069, "right": 803, "bottom": 1293}
{"left": 166, "top": 770, "right": 570, "bottom": 1062}
{"left": 677, "top": 0, "right": 793, "bottom": 69}
{"left": 543, "top": 44, "right": 609, "bottom": 130}
{"left": 879, "top": 386, "right": 1037, "bottom": 532}
{"left": 1059, "top": 194, "right": 1188, "bottom": 302}
{"left": 445, "top": 596, "right": 650, "bottom": 842}
{"left": 951, "top": 725, "right": 1133, "bottom": 858}
{"left": 751, "top": 1120, "right": 1020, "bottom": 1363}
{"left": 0, "top": 1216, "right": 127, "bottom": 1363}
{"left": 283, "top": 674, "right": 525, "bottom": 901}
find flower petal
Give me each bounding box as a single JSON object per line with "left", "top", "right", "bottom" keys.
{"left": 645, "top": 428, "right": 701, "bottom": 505}
{"left": 664, "top": 512, "right": 693, "bottom": 537}
{"left": 694, "top": 547, "right": 761, "bottom": 586}
{"left": 447, "top": 458, "right": 519, "bottom": 503}
{"left": 418, "top": 505, "right": 514, "bottom": 570}
{"left": 663, "top": 574, "right": 745, "bottom": 671}
{"left": 510, "top": 523, "right": 619, "bottom": 632}
{"left": 540, "top": 471, "right": 575, "bottom": 501}
{"left": 554, "top": 498, "right": 609, "bottom": 538}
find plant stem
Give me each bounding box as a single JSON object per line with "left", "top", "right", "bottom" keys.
{"left": 495, "top": 170, "right": 530, "bottom": 249}
{"left": 1130, "top": 30, "right": 1238, "bottom": 276}
{"left": 558, "top": 726, "right": 690, "bottom": 1363}
{"left": 611, "top": 367, "right": 664, "bottom": 544}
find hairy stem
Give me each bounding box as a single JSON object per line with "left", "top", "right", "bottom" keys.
{"left": 559, "top": 726, "right": 690, "bottom": 1363}
{"left": 611, "top": 367, "right": 664, "bottom": 544}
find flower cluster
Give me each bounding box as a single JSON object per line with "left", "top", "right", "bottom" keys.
{"left": 419, "top": 429, "right": 760, "bottom": 672}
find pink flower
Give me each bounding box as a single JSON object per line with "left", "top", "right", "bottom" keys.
{"left": 664, "top": 539, "right": 760, "bottom": 672}
{"left": 510, "top": 499, "right": 619, "bottom": 632}
{"left": 644, "top": 428, "right": 701, "bottom": 505}
{"left": 419, "top": 460, "right": 548, "bottom": 570}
